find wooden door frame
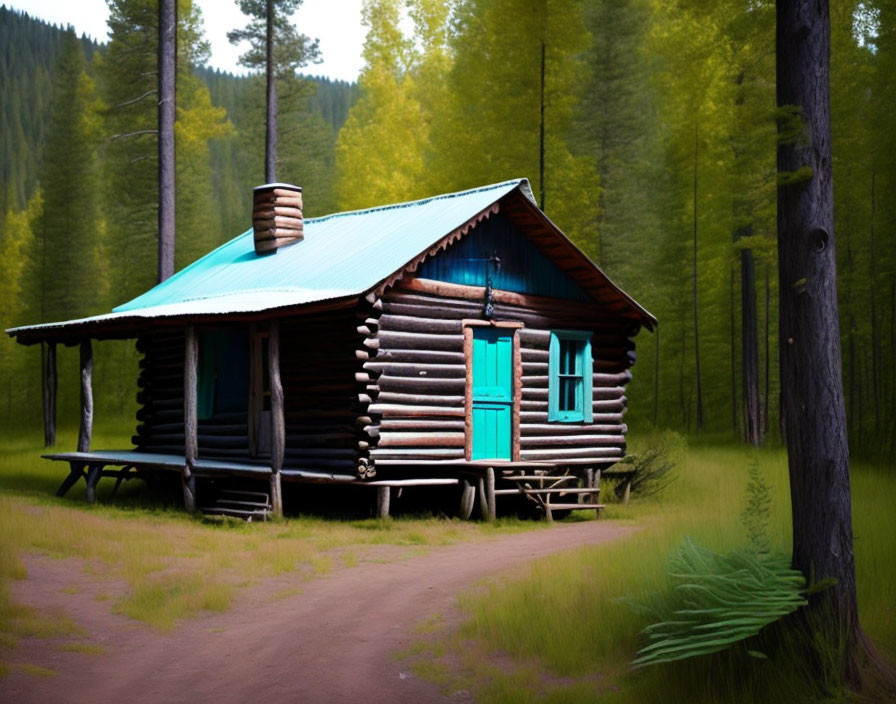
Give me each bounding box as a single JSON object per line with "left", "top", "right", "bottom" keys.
{"left": 463, "top": 319, "right": 524, "bottom": 461}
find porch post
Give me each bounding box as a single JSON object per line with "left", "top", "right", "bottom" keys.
{"left": 78, "top": 340, "right": 93, "bottom": 453}
{"left": 268, "top": 319, "right": 284, "bottom": 518}
{"left": 42, "top": 342, "right": 57, "bottom": 447}
{"left": 183, "top": 325, "right": 198, "bottom": 512}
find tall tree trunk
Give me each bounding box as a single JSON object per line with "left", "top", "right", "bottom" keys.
{"left": 762, "top": 265, "right": 770, "bottom": 440}
{"left": 692, "top": 124, "right": 703, "bottom": 430}
{"left": 157, "top": 0, "right": 176, "bottom": 282}
{"left": 265, "top": 0, "right": 277, "bottom": 183}
{"left": 890, "top": 281, "right": 895, "bottom": 455}
{"left": 741, "top": 248, "right": 760, "bottom": 445}
{"left": 730, "top": 266, "right": 739, "bottom": 436}
{"left": 869, "top": 170, "right": 879, "bottom": 436}
{"left": 776, "top": 0, "right": 861, "bottom": 684}
{"left": 679, "top": 313, "right": 688, "bottom": 431}
{"left": 653, "top": 326, "right": 660, "bottom": 427}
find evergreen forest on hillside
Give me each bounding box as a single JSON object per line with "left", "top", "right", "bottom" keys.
{"left": 0, "top": 1, "right": 893, "bottom": 459}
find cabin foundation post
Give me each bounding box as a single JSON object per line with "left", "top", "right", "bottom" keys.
{"left": 183, "top": 326, "right": 198, "bottom": 513}
{"left": 584, "top": 468, "right": 595, "bottom": 504}
{"left": 376, "top": 485, "right": 390, "bottom": 518}
{"left": 476, "top": 468, "right": 496, "bottom": 521}
{"left": 459, "top": 478, "right": 475, "bottom": 520}
{"left": 85, "top": 464, "right": 102, "bottom": 504}
{"left": 268, "top": 319, "right": 285, "bottom": 518}
{"left": 486, "top": 466, "right": 496, "bottom": 520}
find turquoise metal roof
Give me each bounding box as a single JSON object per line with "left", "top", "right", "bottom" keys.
{"left": 7, "top": 177, "right": 655, "bottom": 341}
{"left": 115, "top": 179, "right": 529, "bottom": 314}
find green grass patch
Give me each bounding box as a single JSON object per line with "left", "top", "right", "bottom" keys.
{"left": 439, "top": 442, "right": 896, "bottom": 702}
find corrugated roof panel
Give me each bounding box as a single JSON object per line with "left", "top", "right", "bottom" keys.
{"left": 115, "top": 179, "right": 527, "bottom": 313}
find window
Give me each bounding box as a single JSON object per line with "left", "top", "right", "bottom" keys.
{"left": 548, "top": 330, "right": 593, "bottom": 422}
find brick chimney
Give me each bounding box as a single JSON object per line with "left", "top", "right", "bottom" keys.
{"left": 253, "top": 183, "right": 303, "bottom": 255}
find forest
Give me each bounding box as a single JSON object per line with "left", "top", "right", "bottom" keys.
{"left": 0, "top": 0, "right": 893, "bottom": 461}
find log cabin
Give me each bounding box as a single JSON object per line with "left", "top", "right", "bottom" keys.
{"left": 7, "top": 179, "right": 655, "bottom": 520}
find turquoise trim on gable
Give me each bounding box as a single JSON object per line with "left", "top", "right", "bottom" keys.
{"left": 548, "top": 330, "right": 593, "bottom": 423}
{"left": 417, "top": 212, "right": 591, "bottom": 301}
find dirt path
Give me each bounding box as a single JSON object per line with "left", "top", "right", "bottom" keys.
{"left": 1, "top": 520, "right": 633, "bottom": 704}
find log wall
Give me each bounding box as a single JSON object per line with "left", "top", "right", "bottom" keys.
{"left": 133, "top": 313, "right": 367, "bottom": 475}
{"left": 134, "top": 330, "right": 253, "bottom": 457}
{"left": 361, "top": 281, "right": 637, "bottom": 470}
{"left": 278, "top": 310, "right": 364, "bottom": 475}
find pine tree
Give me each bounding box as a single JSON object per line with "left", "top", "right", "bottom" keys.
{"left": 228, "top": 0, "right": 321, "bottom": 182}
{"left": 100, "top": 0, "right": 229, "bottom": 301}
{"left": 24, "top": 31, "right": 103, "bottom": 324}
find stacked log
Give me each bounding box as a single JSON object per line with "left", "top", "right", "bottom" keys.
{"left": 518, "top": 318, "right": 630, "bottom": 465}
{"left": 279, "top": 310, "right": 366, "bottom": 475}
{"left": 134, "top": 331, "right": 187, "bottom": 454}
{"left": 352, "top": 295, "right": 383, "bottom": 477}
{"left": 253, "top": 184, "right": 303, "bottom": 255}
{"left": 362, "top": 291, "right": 470, "bottom": 466}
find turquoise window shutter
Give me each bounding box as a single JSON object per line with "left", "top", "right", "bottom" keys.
{"left": 548, "top": 330, "right": 593, "bottom": 423}
{"left": 583, "top": 336, "right": 593, "bottom": 423}
{"left": 548, "top": 332, "right": 560, "bottom": 420}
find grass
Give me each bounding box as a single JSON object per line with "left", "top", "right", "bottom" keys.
{"left": 2, "top": 424, "right": 892, "bottom": 699}
{"left": 0, "top": 425, "right": 541, "bottom": 669}
{"left": 410, "top": 437, "right": 896, "bottom": 703}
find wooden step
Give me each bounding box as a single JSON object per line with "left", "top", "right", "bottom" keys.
{"left": 503, "top": 474, "right": 578, "bottom": 482}
{"left": 215, "top": 499, "right": 271, "bottom": 510}
{"left": 219, "top": 489, "right": 269, "bottom": 502}
{"left": 201, "top": 506, "right": 271, "bottom": 521}
{"left": 200, "top": 487, "right": 273, "bottom": 521}
{"left": 494, "top": 487, "right": 599, "bottom": 496}
{"left": 544, "top": 502, "right": 605, "bottom": 510}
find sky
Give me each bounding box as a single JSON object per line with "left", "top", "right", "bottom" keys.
{"left": 7, "top": 0, "right": 366, "bottom": 82}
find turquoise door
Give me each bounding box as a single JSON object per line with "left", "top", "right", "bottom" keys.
{"left": 472, "top": 328, "right": 513, "bottom": 460}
